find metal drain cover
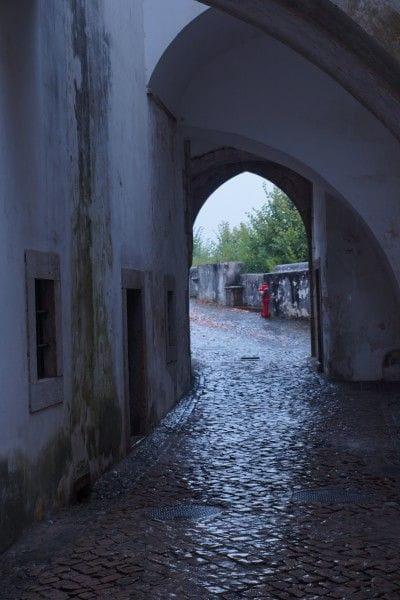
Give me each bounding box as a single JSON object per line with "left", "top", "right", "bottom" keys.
{"left": 291, "top": 488, "right": 368, "bottom": 504}
{"left": 240, "top": 356, "right": 260, "bottom": 361}
{"left": 146, "top": 504, "right": 222, "bottom": 521}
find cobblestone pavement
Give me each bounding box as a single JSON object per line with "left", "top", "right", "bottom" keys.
{"left": 3, "top": 300, "right": 400, "bottom": 599}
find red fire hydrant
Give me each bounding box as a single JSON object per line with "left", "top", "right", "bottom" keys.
{"left": 259, "top": 282, "right": 270, "bottom": 319}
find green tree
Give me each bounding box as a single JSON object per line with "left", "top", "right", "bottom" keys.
{"left": 214, "top": 222, "right": 241, "bottom": 262}
{"left": 192, "top": 227, "right": 214, "bottom": 266}
{"left": 192, "top": 186, "right": 308, "bottom": 272}
{"left": 247, "top": 185, "right": 308, "bottom": 271}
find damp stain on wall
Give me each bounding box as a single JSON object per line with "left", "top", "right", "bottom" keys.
{"left": 70, "top": 0, "right": 121, "bottom": 473}
{"left": 0, "top": 430, "right": 72, "bottom": 552}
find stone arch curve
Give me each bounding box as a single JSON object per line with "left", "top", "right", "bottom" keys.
{"left": 147, "top": 2, "right": 400, "bottom": 381}
{"left": 149, "top": 5, "right": 400, "bottom": 287}
{"left": 189, "top": 145, "right": 400, "bottom": 379}
{"left": 190, "top": 147, "right": 312, "bottom": 235}
{"left": 190, "top": 147, "right": 317, "bottom": 356}
{"left": 189, "top": 145, "right": 400, "bottom": 295}
{"left": 197, "top": 0, "right": 400, "bottom": 140}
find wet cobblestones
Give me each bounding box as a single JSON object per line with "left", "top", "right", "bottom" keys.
{"left": 2, "top": 300, "right": 400, "bottom": 598}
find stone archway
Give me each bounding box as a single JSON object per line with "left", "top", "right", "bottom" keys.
{"left": 190, "top": 147, "right": 312, "bottom": 232}
{"left": 148, "top": 1, "right": 400, "bottom": 381}
{"left": 188, "top": 146, "right": 317, "bottom": 358}
{"left": 199, "top": 0, "right": 400, "bottom": 141}
{"left": 188, "top": 144, "right": 400, "bottom": 380}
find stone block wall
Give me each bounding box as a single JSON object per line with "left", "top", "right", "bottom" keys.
{"left": 189, "top": 266, "right": 199, "bottom": 298}
{"left": 267, "top": 266, "right": 310, "bottom": 319}
{"left": 190, "top": 262, "right": 243, "bottom": 305}
{"left": 240, "top": 273, "right": 267, "bottom": 308}
{"left": 190, "top": 262, "right": 310, "bottom": 319}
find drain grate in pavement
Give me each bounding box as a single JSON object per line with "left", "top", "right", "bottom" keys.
{"left": 291, "top": 487, "right": 368, "bottom": 504}
{"left": 240, "top": 356, "right": 260, "bottom": 361}
{"left": 145, "top": 504, "right": 222, "bottom": 521}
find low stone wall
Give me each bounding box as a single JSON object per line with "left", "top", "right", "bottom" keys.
{"left": 189, "top": 262, "right": 243, "bottom": 305}
{"left": 189, "top": 266, "right": 199, "bottom": 298}
{"left": 267, "top": 266, "right": 310, "bottom": 319}
{"left": 240, "top": 273, "right": 267, "bottom": 308}
{"left": 190, "top": 261, "right": 310, "bottom": 318}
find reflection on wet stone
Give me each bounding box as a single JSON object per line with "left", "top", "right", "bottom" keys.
{"left": 3, "top": 300, "right": 400, "bottom": 598}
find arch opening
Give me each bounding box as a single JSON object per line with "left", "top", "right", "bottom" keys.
{"left": 148, "top": 4, "right": 400, "bottom": 382}
{"left": 191, "top": 169, "right": 313, "bottom": 333}
{"left": 186, "top": 145, "right": 400, "bottom": 381}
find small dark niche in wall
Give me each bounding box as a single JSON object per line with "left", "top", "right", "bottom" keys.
{"left": 73, "top": 473, "right": 92, "bottom": 503}
{"left": 35, "top": 278, "right": 57, "bottom": 379}
{"left": 383, "top": 349, "right": 400, "bottom": 367}
{"left": 383, "top": 349, "right": 400, "bottom": 381}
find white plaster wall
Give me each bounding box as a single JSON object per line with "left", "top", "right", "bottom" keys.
{"left": 312, "top": 186, "right": 400, "bottom": 380}
{"left": 0, "top": 0, "right": 192, "bottom": 468}
{"left": 143, "top": 0, "right": 206, "bottom": 80}
{"left": 106, "top": 0, "right": 191, "bottom": 425}
{"left": 149, "top": 10, "right": 400, "bottom": 287}
{"left": 176, "top": 29, "right": 400, "bottom": 292}
{"left": 148, "top": 8, "right": 258, "bottom": 113}
{"left": 104, "top": 0, "right": 150, "bottom": 423}
{"left": 0, "top": 1, "right": 192, "bottom": 547}
{"left": 149, "top": 7, "right": 400, "bottom": 379}
{"left": 0, "top": 3, "right": 72, "bottom": 459}
{"left": 145, "top": 100, "right": 192, "bottom": 417}
{"left": 1, "top": 0, "right": 398, "bottom": 548}
{"left": 324, "top": 194, "right": 400, "bottom": 380}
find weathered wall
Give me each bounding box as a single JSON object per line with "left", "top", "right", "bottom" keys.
{"left": 2, "top": 0, "right": 400, "bottom": 553}
{"left": 0, "top": 0, "right": 191, "bottom": 551}
{"left": 240, "top": 265, "right": 310, "bottom": 318}
{"left": 268, "top": 267, "right": 310, "bottom": 319}
{"left": 0, "top": 0, "right": 76, "bottom": 550}
{"left": 310, "top": 184, "right": 400, "bottom": 380}
{"left": 322, "top": 194, "right": 400, "bottom": 381}
{"left": 195, "top": 264, "right": 218, "bottom": 302}
{"left": 199, "top": 0, "right": 400, "bottom": 141}
{"left": 240, "top": 274, "right": 266, "bottom": 309}
{"left": 150, "top": 8, "right": 400, "bottom": 302}
{"left": 104, "top": 0, "right": 191, "bottom": 437}
{"left": 193, "top": 262, "right": 243, "bottom": 304}
{"left": 312, "top": 184, "right": 330, "bottom": 369}
{"left": 69, "top": 0, "right": 125, "bottom": 496}
{"left": 152, "top": 5, "right": 400, "bottom": 381}
{"left": 189, "top": 266, "right": 199, "bottom": 298}
{"left": 146, "top": 98, "right": 191, "bottom": 422}
{"left": 143, "top": 0, "right": 206, "bottom": 80}
{"left": 191, "top": 264, "right": 311, "bottom": 319}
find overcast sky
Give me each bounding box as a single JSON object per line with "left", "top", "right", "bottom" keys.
{"left": 194, "top": 172, "right": 273, "bottom": 242}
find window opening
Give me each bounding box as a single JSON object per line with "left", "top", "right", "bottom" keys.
{"left": 25, "top": 249, "right": 63, "bottom": 412}
{"left": 35, "top": 279, "right": 57, "bottom": 379}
